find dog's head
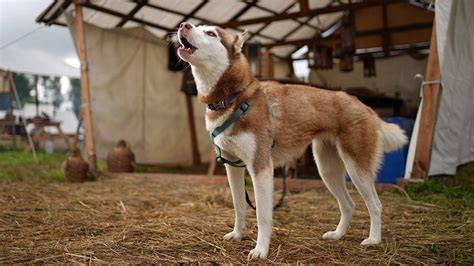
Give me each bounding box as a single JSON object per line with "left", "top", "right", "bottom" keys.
{"left": 176, "top": 22, "right": 248, "bottom": 67}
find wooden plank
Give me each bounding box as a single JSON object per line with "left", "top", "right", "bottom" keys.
{"left": 262, "top": 22, "right": 432, "bottom": 48}
{"left": 175, "top": 0, "right": 209, "bottom": 28}
{"left": 208, "top": 149, "right": 218, "bottom": 176}
{"left": 75, "top": 3, "right": 98, "bottom": 172}
{"left": 299, "top": 0, "right": 310, "bottom": 13}
{"left": 220, "top": 0, "right": 403, "bottom": 28}
{"left": 143, "top": 0, "right": 279, "bottom": 42}
{"left": 382, "top": 0, "right": 390, "bottom": 54}
{"left": 115, "top": 0, "right": 148, "bottom": 28}
{"left": 83, "top": 2, "right": 172, "bottom": 32}
{"left": 411, "top": 20, "right": 440, "bottom": 179}
{"left": 185, "top": 95, "right": 201, "bottom": 166}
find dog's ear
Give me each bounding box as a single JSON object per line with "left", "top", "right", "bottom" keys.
{"left": 233, "top": 29, "right": 249, "bottom": 54}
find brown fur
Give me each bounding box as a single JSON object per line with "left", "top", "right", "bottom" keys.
{"left": 204, "top": 27, "right": 384, "bottom": 177}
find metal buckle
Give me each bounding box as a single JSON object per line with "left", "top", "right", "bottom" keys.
{"left": 213, "top": 101, "right": 226, "bottom": 110}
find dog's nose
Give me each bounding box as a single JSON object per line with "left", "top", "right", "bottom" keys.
{"left": 180, "top": 22, "right": 192, "bottom": 29}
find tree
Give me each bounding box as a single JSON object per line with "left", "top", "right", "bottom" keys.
{"left": 69, "top": 78, "right": 82, "bottom": 117}
{"left": 41, "top": 75, "right": 62, "bottom": 108}
{"left": 11, "top": 72, "right": 34, "bottom": 106}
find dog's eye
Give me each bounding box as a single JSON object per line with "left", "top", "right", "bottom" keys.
{"left": 205, "top": 31, "right": 216, "bottom": 37}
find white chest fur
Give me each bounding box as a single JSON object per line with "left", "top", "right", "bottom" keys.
{"left": 213, "top": 130, "right": 257, "bottom": 164}
{"left": 207, "top": 111, "right": 256, "bottom": 164}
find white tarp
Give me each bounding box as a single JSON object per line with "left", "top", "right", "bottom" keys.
{"left": 428, "top": 0, "right": 474, "bottom": 175}
{"left": 0, "top": 46, "right": 80, "bottom": 78}
{"left": 67, "top": 18, "right": 211, "bottom": 165}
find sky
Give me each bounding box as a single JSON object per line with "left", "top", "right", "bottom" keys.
{"left": 0, "top": 0, "right": 79, "bottom": 76}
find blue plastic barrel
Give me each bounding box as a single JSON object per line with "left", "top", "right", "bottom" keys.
{"left": 345, "top": 117, "right": 414, "bottom": 184}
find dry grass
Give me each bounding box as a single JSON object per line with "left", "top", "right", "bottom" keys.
{"left": 0, "top": 174, "right": 473, "bottom": 264}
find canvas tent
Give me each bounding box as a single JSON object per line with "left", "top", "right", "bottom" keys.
{"left": 66, "top": 18, "right": 211, "bottom": 164}
{"left": 36, "top": 0, "right": 473, "bottom": 177}
{"left": 421, "top": 0, "right": 474, "bottom": 176}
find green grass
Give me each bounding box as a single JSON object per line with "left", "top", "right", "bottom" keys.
{"left": 0, "top": 151, "right": 66, "bottom": 182}
{"left": 406, "top": 163, "right": 474, "bottom": 209}
{"left": 1, "top": 150, "right": 473, "bottom": 211}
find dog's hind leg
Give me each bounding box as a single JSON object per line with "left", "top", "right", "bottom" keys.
{"left": 337, "top": 137, "right": 383, "bottom": 245}
{"left": 223, "top": 164, "right": 247, "bottom": 241}
{"left": 313, "top": 139, "right": 355, "bottom": 240}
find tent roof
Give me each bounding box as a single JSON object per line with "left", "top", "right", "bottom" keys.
{"left": 37, "top": 0, "right": 434, "bottom": 58}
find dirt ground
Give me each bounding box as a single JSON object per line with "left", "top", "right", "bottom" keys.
{"left": 0, "top": 174, "right": 473, "bottom": 264}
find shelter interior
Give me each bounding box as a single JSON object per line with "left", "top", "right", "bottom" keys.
{"left": 32, "top": 0, "right": 437, "bottom": 178}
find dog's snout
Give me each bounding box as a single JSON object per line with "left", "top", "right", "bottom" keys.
{"left": 180, "top": 22, "right": 192, "bottom": 29}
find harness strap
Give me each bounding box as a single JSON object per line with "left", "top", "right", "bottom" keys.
{"left": 209, "top": 99, "right": 287, "bottom": 210}
{"left": 210, "top": 101, "right": 250, "bottom": 167}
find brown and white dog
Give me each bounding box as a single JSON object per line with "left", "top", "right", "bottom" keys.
{"left": 177, "top": 22, "right": 407, "bottom": 260}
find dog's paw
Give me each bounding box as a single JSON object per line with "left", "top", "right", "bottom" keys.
{"left": 322, "top": 230, "right": 344, "bottom": 240}
{"left": 223, "top": 230, "right": 244, "bottom": 241}
{"left": 360, "top": 237, "right": 381, "bottom": 245}
{"left": 247, "top": 246, "right": 268, "bottom": 260}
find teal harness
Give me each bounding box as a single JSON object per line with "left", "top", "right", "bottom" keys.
{"left": 210, "top": 101, "right": 250, "bottom": 167}
{"left": 208, "top": 99, "right": 286, "bottom": 211}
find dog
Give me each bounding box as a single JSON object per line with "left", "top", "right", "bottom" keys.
{"left": 176, "top": 22, "right": 407, "bottom": 260}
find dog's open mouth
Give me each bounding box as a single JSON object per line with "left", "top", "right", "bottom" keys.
{"left": 178, "top": 37, "right": 197, "bottom": 54}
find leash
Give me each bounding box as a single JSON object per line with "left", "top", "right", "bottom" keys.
{"left": 244, "top": 167, "right": 287, "bottom": 211}
{"left": 209, "top": 100, "right": 287, "bottom": 211}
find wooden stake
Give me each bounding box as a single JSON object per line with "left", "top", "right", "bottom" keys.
{"left": 8, "top": 72, "right": 38, "bottom": 163}
{"left": 75, "top": 3, "right": 97, "bottom": 172}
{"left": 412, "top": 20, "right": 440, "bottom": 179}
{"left": 185, "top": 94, "right": 201, "bottom": 165}
{"left": 207, "top": 148, "right": 218, "bottom": 176}
{"left": 7, "top": 73, "right": 16, "bottom": 150}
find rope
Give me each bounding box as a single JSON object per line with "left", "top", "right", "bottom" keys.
{"left": 0, "top": 26, "right": 43, "bottom": 50}
{"left": 244, "top": 167, "right": 287, "bottom": 211}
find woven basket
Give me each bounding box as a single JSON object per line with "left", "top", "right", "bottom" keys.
{"left": 64, "top": 149, "right": 88, "bottom": 182}
{"left": 107, "top": 140, "right": 135, "bottom": 173}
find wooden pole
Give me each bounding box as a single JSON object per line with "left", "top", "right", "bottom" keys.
{"left": 7, "top": 73, "right": 16, "bottom": 150}
{"left": 9, "top": 72, "right": 38, "bottom": 163}
{"left": 207, "top": 148, "right": 218, "bottom": 176}
{"left": 75, "top": 3, "right": 97, "bottom": 172}
{"left": 185, "top": 95, "right": 201, "bottom": 165}
{"left": 411, "top": 20, "right": 441, "bottom": 179}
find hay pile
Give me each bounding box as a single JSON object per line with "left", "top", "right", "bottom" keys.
{"left": 0, "top": 174, "right": 473, "bottom": 263}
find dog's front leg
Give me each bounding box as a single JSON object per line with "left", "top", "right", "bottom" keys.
{"left": 223, "top": 164, "right": 246, "bottom": 240}
{"left": 247, "top": 162, "right": 273, "bottom": 260}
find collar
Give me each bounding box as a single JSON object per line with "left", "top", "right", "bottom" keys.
{"left": 207, "top": 92, "right": 239, "bottom": 111}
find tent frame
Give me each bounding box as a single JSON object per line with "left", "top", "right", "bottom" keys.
{"left": 74, "top": 2, "right": 97, "bottom": 172}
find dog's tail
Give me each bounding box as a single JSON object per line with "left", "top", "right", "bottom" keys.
{"left": 379, "top": 120, "right": 408, "bottom": 152}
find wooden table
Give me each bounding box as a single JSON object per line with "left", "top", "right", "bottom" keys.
{"left": 25, "top": 120, "right": 72, "bottom": 151}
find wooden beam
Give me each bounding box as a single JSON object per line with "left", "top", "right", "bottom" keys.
{"left": 36, "top": 0, "right": 73, "bottom": 25}
{"left": 411, "top": 20, "right": 441, "bottom": 179}
{"left": 220, "top": 0, "right": 400, "bottom": 28}
{"left": 248, "top": 2, "right": 297, "bottom": 40}
{"left": 293, "top": 42, "right": 429, "bottom": 61}
{"left": 299, "top": 0, "right": 310, "bottom": 13}
{"left": 175, "top": 0, "right": 209, "bottom": 28}
{"left": 263, "top": 22, "right": 433, "bottom": 48}
{"left": 82, "top": 2, "right": 173, "bottom": 32}
{"left": 142, "top": 0, "right": 279, "bottom": 41}
{"left": 382, "top": 0, "right": 390, "bottom": 54}
{"left": 116, "top": 0, "right": 148, "bottom": 28}
{"left": 185, "top": 95, "right": 201, "bottom": 166}
{"left": 75, "top": 3, "right": 98, "bottom": 173}
{"left": 207, "top": 149, "right": 218, "bottom": 176}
